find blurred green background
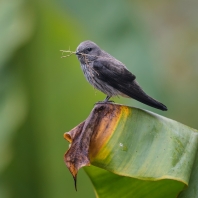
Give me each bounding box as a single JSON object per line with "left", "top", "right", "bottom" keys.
{"left": 1, "top": 0, "right": 198, "bottom": 197}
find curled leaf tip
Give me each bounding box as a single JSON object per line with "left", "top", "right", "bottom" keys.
{"left": 63, "top": 132, "right": 72, "bottom": 142}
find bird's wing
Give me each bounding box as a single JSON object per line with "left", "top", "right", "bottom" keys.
{"left": 93, "top": 59, "right": 136, "bottom": 91}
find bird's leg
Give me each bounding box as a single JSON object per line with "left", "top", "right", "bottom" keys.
{"left": 102, "top": 96, "right": 114, "bottom": 103}
{"left": 104, "top": 95, "right": 111, "bottom": 102}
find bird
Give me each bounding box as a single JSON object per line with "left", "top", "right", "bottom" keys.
{"left": 75, "top": 40, "right": 167, "bottom": 111}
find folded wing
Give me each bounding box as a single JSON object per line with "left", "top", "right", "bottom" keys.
{"left": 93, "top": 59, "right": 167, "bottom": 111}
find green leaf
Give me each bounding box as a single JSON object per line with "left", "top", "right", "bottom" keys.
{"left": 84, "top": 166, "right": 184, "bottom": 198}
{"left": 64, "top": 103, "right": 198, "bottom": 197}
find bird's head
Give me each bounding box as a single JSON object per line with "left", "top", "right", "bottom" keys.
{"left": 76, "top": 40, "right": 101, "bottom": 62}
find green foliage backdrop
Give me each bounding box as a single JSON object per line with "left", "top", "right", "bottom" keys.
{"left": 1, "top": 0, "right": 198, "bottom": 197}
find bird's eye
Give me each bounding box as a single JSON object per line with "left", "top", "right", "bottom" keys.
{"left": 87, "top": 48, "right": 92, "bottom": 52}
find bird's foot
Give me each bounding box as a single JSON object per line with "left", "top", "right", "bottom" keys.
{"left": 95, "top": 96, "right": 114, "bottom": 105}
{"left": 95, "top": 100, "right": 115, "bottom": 105}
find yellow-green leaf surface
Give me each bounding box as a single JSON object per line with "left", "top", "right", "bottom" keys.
{"left": 78, "top": 103, "right": 198, "bottom": 198}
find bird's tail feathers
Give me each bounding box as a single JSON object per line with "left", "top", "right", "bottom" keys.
{"left": 123, "top": 81, "right": 168, "bottom": 111}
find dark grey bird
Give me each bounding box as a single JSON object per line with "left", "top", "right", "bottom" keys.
{"left": 75, "top": 40, "right": 167, "bottom": 111}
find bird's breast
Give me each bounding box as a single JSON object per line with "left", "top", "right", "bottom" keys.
{"left": 80, "top": 63, "right": 121, "bottom": 97}
{"left": 80, "top": 63, "right": 96, "bottom": 85}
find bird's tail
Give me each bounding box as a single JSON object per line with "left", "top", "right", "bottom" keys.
{"left": 124, "top": 81, "right": 168, "bottom": 111}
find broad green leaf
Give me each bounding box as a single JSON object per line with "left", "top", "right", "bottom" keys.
{"left": 178, "top": 149, "right": 198, "bottom": 198}
{"left": 65, "top": 103, "right": 198, "bottom": 197}
{"left": 84, "top": 166, "right": 184, "bottom": 198}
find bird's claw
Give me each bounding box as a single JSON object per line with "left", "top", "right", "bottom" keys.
{"left": 95, "top": 100, "right": 115, "bottom": 105}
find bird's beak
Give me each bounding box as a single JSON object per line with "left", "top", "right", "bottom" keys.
{"left": 76, "top": 51, "right": 81, "bottom": 55}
